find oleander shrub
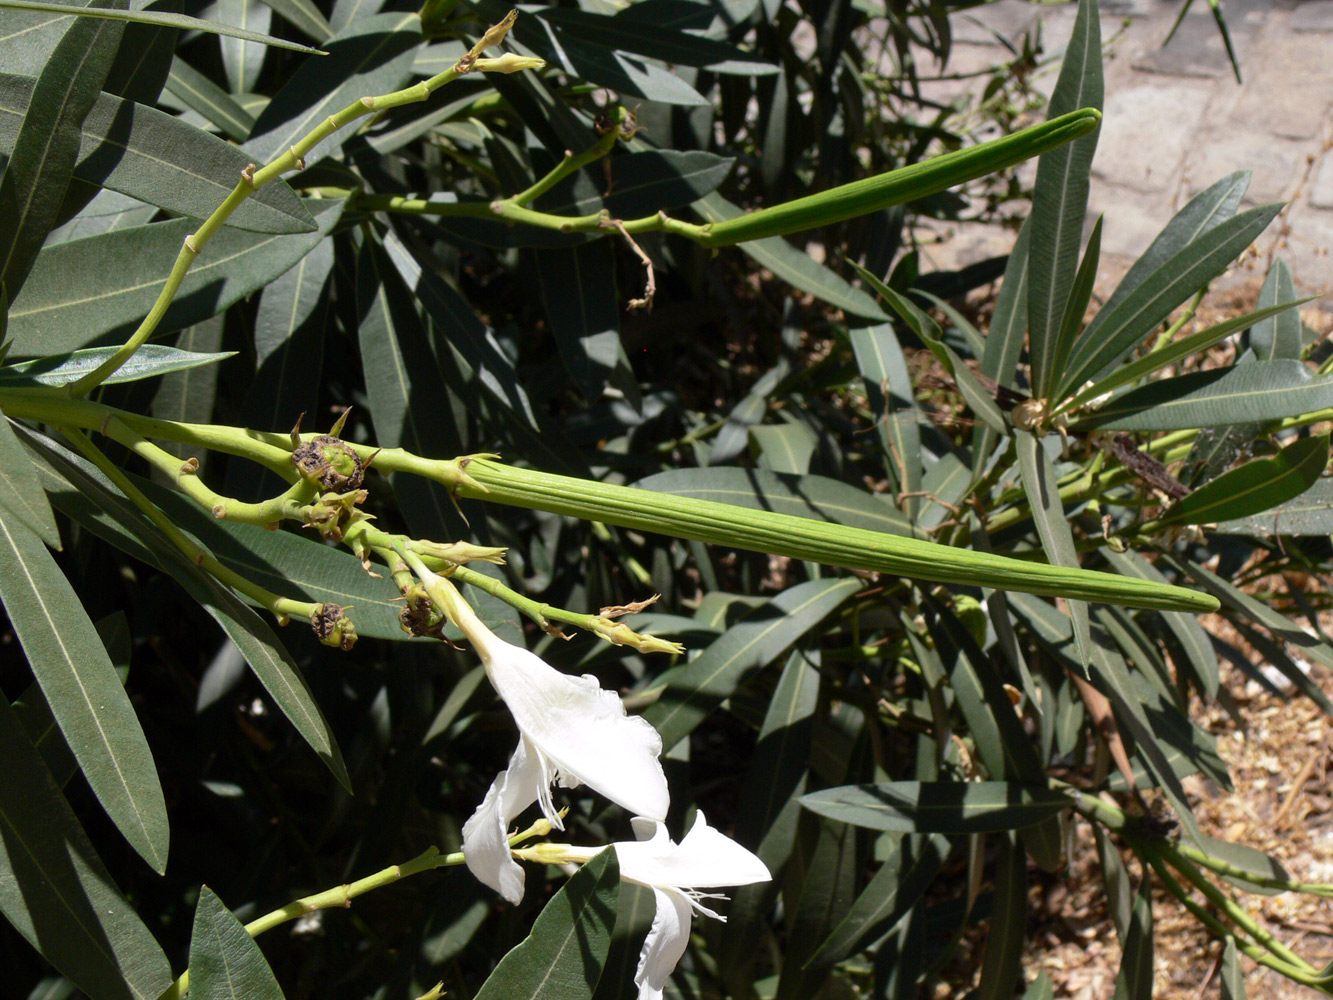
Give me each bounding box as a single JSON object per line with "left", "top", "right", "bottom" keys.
{"left": 1, "top": 1, "right": 1331, "bottom": 999}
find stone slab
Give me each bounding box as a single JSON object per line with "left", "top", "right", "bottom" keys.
{"left": 1090, "top": 82, "right": 1213, "bottom": 193}
{"left": 1290, "top": 0, "right": 1333, "bottom": 31}
{"left": 1310, "top": 152, "right": 1333, "bottom": 211}
{"left": 1129, "top": 0, "right": 1269, "bottom": 78}
{"left": 1208, "top": 31, "right": 1333, "bottom": 139}
{"left": 1181, "top": 127, "right": 1307, "bottom": 205}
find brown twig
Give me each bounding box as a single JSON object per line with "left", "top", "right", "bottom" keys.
{"left": 601, "top": 218, "right": 655, "bottom": 310}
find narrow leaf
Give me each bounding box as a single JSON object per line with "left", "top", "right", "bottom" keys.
{"left": 1251, "top": 257, "right": 1302, "bottom": 360}
{"left": 0, "top": 506, "right": 168, "bottom": 872}
{"left": 164, "top": 56, "right": 254, "bottom": 141}
{"left": 800, "top": 781, "right": 1072, "bottom": 834}
{"left": 0, "top": 409, "right": 59, "bottom": 545}
{"left": 1016, "top": 430, "right": 1091, "bottom": 670}
{"left": 976, "top": 833, "right": 1027, "bottom": 1000}
{"left": 0, "top": 344, "right": 234, "bottom": 388}
{"left": 1028, "top": 0, "right": 1102, "bottom": 398}
{"left": 473, "top": 850, "right": 620, "bottom": 1000}
{"left": 0, "top": 1, "right": 124, "bottom": 298}
{"left": 0, "top": 0, "right": 323, "bottom": 51}
{"left": 0, "top": 696, "right": 171, "bottom": 1000}
{"left": 1159, "top": 434, "right": 1328, "bottom": 526}
{"left": 643, "top": 578, "right": 861, "bottom": 749}
{"left": 188, "top": 888, "right": 284, "bottom": 1000}
{"left": 0, "top": 76, "right": 318, "bottom": 234}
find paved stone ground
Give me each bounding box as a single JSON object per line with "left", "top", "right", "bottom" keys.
{"left": 915, "top": 0, "right": 1333, "bottom": 308}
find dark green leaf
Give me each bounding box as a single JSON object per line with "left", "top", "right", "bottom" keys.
{"left": 1160, "top": 434, "right": 1328, "bottom": 526}
{"left": 0, "top": 696, "right": 171, "bottom": 1000}
{"left": 534, "top": 240, "right": 634, "bottom": 404}
{"left": 693, "top": 192, "right": 888, "bottom": 320}
{"left": 976, "top": 833, "right": 1027, "bottom": 1000}
{"left": 752, "top": 421, "right": 816, "bottom": 474}
{"left": 7, "top": 200, "right": 342, "bottom": 355}
{"left": 19, "top": 428, "right": 352, "bottom": 789}
{"left": 981, "top": 216, "right": 1032, "bottom": 389}
{"left": 245, "top": 12, "right": 422, "bottom": 164}
{"left": 1016, "top": 430, "right": 1091, "bottom": 670}
{"left": 1252, "top": 257, "right": 1302, "bottom": 360}
{"left": 634, "top": 466, "right": 916, "bottom": 537}
{"left": 0, "top": 504, "right": 168, "bottom": 872}
{"left": 1059, "top": 203, "right": 1283, "bottom": 398}
{"left": 0, "top": 409, "right": 59, "bottom": 545}
{"left": 850, "top": 323, "right": 921, "bottom": 506}
{"left": 642, "top": 578, "right": 860, "bottom": 749}
{"left": 1220, "top": 940, "right": 1245, "bottom": 1000}
{"left": 1027, "top": 0, "right": 1102, "bottom": 398}
{"left": 1091, "top": 172, "right": 1246, "bottom": 331}
{"left": 810, "top": 833, "right": 948, "bottom": 967}
{"left": 0, "top": 1, "right": 124, "bottom": 298}
{"left": 0, "top": 343, "right": 234, "bottom": 388}
{"left": 1049, "top": 213, "right": 1102, "bottom": 388}
{"left": 472, "top": 850, "right": 620, "bottom": 1000}
{"left": 356, "top": 240, "right": 465, "bottom": 541}
{"left": 163, "top": 56, "right": 254, "bottom": 141}
{"left": 800, "top": 781, "right": 1072, "bottom": 834}
{"left": 217, "top": 0, "right": 270, "bottom": 94}
{"left": 141, "top": 477, "right": 408, "bottom": 642}
{"left": 257, "top": 0, "right": 331, "bottom": 41}
{"left": 0, "top": 75, "right": 317, "bottom": 234}
{"left": 1195, "top": 835, "right": 1291, "bottom": 896}
{"left": 776, "top": 816, "right": 857, "bottom": 1000}
{"left": 188, "top": 887, "right": 283, "bottom": 1000}
{"left": 1094, "top": 825, "right": 1132, "bottom": 945}
{"left": 534, "top": 7, "right": 775, "bottom": 75}
{"left": 1217, "top": 478, "right": 1333, "bottom": 535}
{"left": 0, "top": 0, "right": 323, "bottom": 51}
{"left": 1075, "top": 360, "right": 1333, "bottom": 432}
{"left": 1110, "top": 880, "right": 1152, "bottom": 1000}
{"left": 150, "top": 319, "right": 225, "bottom": 468}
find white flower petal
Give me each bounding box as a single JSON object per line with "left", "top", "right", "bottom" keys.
{"left": 462, "top": 737, "right": 544, "bottom": 905}
{"left": 634, "top": 887, "right": 692, "bottom": 1000}
{"left": 485, "top": 642, "right": 669, "bottom": 821}
{"left": 616, "top": 813, "right": 771, "bottom": 891}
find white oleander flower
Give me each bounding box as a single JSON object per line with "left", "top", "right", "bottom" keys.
{"left": 415, "top": 566, "right": 669, "bottom": 903}
{"left": 521, "top": 813, "right": 771, "bottom": 1000}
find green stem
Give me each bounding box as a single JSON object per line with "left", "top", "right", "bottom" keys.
{"left": 1172, "top": 841, "right": 1333, "bottom": 899}
{"left": 1141, "top": 850, "right": 1328, "bottom": 989}
{"left": 1153, "top": 843, "right": 1316, "bottom": 972}
{"left": 61, "top": 428, "right": 320, "bottom": 622}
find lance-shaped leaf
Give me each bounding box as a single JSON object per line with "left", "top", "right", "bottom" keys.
{"left": 1110, "top": 880, "right": 1153, "bottom": 1000}
{"left": 472, "top": 850, "right": 620, "bottom": 1000}
{"left": 217, "top": 0, "right": 270, "bottom": 93}
{"left": 1251, "top": 257, "right": 1303, "bottom": 361}
{"left": 1074, "top": 359, "right": 1333, "bottom": 431}
{"left": 0, "top": 76, "right": 317, "bottom": 234}
{"left": 982, "top": 216, "right": 1032, "bottom": 389}
{"left": 245, "top": 11, "right": 421, "bottom": 164}
{"left": 0, "top": 0, "right": 322, "bottom": 51}
{"left": 6, "top": 200, "right": 341, "bottom": 355}
{"left": 1158, "top": 434, "right": 1329, "bottom": 526}
{"left": 1076, "top": 171, "right": 1247, "bottom": 352}
{"left": 458, "top": 458, "right": 1219, "bottom": 612}
{"left": 188, "top": 888, "right": 283, "bottom": 1000}
{"left": 0, "top": 505, "right": 168, "bottom": 872}
{"left": 1016, "top": 430, "right": 1091, "bottom": 670}
{"left": 0, "top": 0, "right": 123, "bottom": 299}
{"left": 258, "top": 0, "right": 331, "bottom": 40}
{"left": 777, "top": 815, "right": 857, "bottom": 1000}
{"left": 643, "top": 578, "right": 861, "bottom": 749}
{"left": 0, "top": 696, "right": 171, "bottom": 1000}
{"left": 356, "top": 240, "right": 464, "bottom": 540}
{"left": 1217, "top": 478, "right": 1333, "bottom": 535}
{"left": 695, "top": 109, "right": 1101, "bottom": 247}
{"left": 851, "top": 323, "right": 921, "bottom": 508}
{"left": 801, "top": 781, "right": 1072, "bottom": 834}
{"left": 1057, "top": 203, "right": 1283, "bottom": 398}
{"left": 0, "top": 344, "right": 234, "bottom": 388}
{"left": 977, "top": 833, "right": 1027, "bottom": 1000}
{"left": 18, "top": 428, "right": 352, "bottom": 790}
{"left": 693, "top": 191, "right": 888, "bottom": 319}
{"left": 1027, "top": 0, "right": 1102, "bottom": 399}
{"left": 163, "top": 56, "right": 253, "bottom": 141}
{"left": 0, "top": 408, "right": 59, "bottom": 545}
